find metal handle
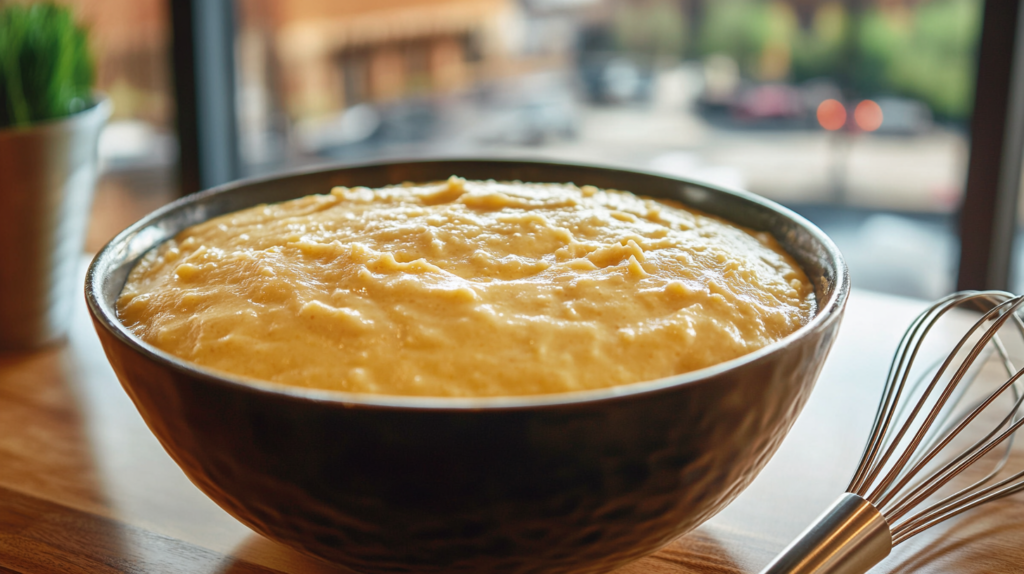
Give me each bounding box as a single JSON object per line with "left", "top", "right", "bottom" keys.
{"left": 759, "top": 493, "right": 892, "bottom": 574}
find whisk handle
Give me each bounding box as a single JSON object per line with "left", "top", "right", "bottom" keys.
{"left": 758, "top": 493, "right": 892, "bottom": 574}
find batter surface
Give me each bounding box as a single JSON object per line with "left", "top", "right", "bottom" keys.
{"left": 118, "top": 177, "right": 815, "bottom": 397}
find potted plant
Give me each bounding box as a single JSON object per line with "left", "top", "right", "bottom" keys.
{"left": 0, "top": 2, "right": 110, "bottom": 350}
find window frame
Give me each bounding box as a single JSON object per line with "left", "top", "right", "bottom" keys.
{"left": 171, "top": 0, "right": 241, "bottom": 193}
{"left": 957, "top": 0, "right": 1024, "bottom": 291}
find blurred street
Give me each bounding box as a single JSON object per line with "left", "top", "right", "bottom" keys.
{"left": 520, "top": 103, "right": 966, "bottom": 214}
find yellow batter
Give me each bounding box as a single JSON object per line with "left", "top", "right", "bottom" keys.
{"left": 118, "top": 177, "right": 815, "bottom": 397}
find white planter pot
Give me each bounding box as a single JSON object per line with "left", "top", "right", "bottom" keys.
{"left": 0, "top": 98, "right": 111, "bottom": 350}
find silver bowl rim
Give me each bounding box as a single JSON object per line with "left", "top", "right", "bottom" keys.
{"left": 86, "top": 157, "right": 850, "bottom": 411}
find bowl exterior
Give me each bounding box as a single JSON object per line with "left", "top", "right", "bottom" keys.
{"left": 93, "top": 313, "right": 838, "bottom": 573}
{"left": 87, "top": 159, "right": 849, "bottom": 574}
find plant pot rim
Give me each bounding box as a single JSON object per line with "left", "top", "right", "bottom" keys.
{"left": 0, "top": 95, "right": 111, "bottom": 138}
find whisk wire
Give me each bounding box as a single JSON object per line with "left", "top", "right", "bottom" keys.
{"left": 852, "top": 291, "right": 1024, "bottom": 547}
{"left": 848, "top": 291, "right": 990, "bottom": 494}
{"left": 884, "top": 369, "right": 1024, "bottom": 524}
{"left": 873, "top": 322, "right": 1024, "bottom": 512}
{"left": 896, "top": 307, "right": 1024, "bottom": 500}
{"left": 899, "top": 359, "right": 986, "bottom": 483}
{"left": 857, "top": 294, "right": 1019, "bottom": 503}
{"left": 892, "top": 463, "right": 1024, "bottom": 544}
{"left": 886, "top": 400, "right": 1024, "bottom": 536}
{"left": 847, "top": 293, "right": 955, "bottom": 493}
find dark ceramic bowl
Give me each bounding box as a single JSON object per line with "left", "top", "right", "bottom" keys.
{"left": 86, "top": 159, "right": 849, "bottom": 574}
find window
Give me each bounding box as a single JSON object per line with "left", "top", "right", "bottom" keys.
{"left": 179, "top": 0, "right": 1017, "bottom": 299}
{"left": 64, "top": 0, "right": 177, "bottom": 252}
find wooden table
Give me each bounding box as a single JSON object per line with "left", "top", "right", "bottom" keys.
{"left": 2, "top": 277, "right": 1022, "bottom": 573}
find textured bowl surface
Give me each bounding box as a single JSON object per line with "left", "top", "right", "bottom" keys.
{"left": 86, "top": 159, "right": 849, "bottom": 574}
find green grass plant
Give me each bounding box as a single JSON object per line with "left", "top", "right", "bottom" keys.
{"left": 0, "top": 2, "right": 95, "bottom": 128}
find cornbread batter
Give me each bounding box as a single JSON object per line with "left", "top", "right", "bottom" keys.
{"left": 118, "top": 177, "right": 815, "bottom": 397}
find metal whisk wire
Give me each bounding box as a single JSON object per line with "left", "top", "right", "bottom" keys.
{"left": 848, "top": 291, "right": 1024, "bottom": 545}
{"left": 760, "top": 290, "right": 1024, "bottom": 574}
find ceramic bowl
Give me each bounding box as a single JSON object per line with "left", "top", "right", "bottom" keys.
{"left": 86, "top": 159, "right": 849, "bottom": 574}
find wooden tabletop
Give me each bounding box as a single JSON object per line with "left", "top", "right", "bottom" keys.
{"left": 1, "top": 273, "right": 1022, "bottom": 573}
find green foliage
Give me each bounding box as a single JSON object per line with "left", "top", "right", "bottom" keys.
{"left": 852, "top": 9, "right": 901, "bottom": 95}
{"left": 791, "top": 3, "right": 848, "bottom": 82}
{"left": 853, "top": 1, "right": 981, "bottom": 118}
{"left": 887, "top": 0, "right": 981, "bottom": 118}
{"left": 0, "top": 2, "right": 95, "bottom": 128}
{"left": 697, "top": 0, "right": 765, "bottom": 75}
{"left": 613, "top": 0, "right": 688, "bottom": 59}
{"left": 694, "top": 0, "right": 981, "bottom": 120}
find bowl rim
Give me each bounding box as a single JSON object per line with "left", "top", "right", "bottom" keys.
{"left": 86, "top": 157, "right": 850, "bottom": 411}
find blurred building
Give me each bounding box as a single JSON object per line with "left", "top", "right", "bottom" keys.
{"left": 242, "top": 0, "right": 519, "bottom": 120}
{"left": 62, "top": 0, "right": 170, "bottom": 125}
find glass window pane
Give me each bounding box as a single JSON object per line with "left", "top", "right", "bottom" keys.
{"left": 235, "top": 0, "right": 981, "bottom": 299}
{"left": 62, "top": 0, "right": 178, "bottom": 252}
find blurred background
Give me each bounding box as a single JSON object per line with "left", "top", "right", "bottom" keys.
{"left": 69, "top": 0, "right": 1009, "bottom": 299}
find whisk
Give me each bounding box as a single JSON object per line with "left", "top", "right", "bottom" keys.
{"left": 760, "top": 290, "right": 1024, "bottom": 574}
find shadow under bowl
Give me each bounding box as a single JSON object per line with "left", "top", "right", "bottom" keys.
{"left": 86, "top": 159, "right": 849, "bottom": 574}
